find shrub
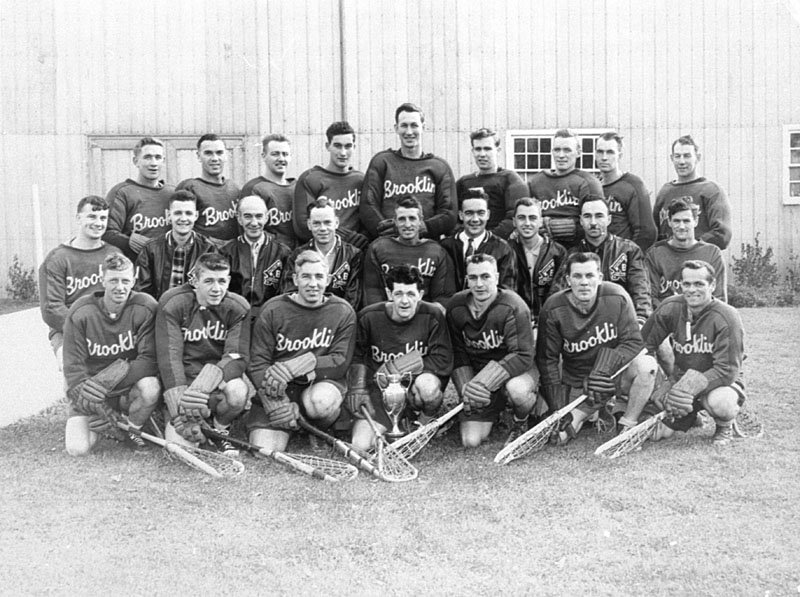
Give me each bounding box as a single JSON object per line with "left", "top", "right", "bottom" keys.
{"left": 728, "top": 238, "right": 800, "bottom": 308}
{"left": 5, "top": 255, "right": 38, "bottom": 301}
{"left": 731, "top": 233, "right": 778, "bottom": 289}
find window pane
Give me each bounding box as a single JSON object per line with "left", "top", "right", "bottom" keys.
{"left": 791, "top": 149, "right": 800, "bottom": 164}
{"left": 527, "top": 138, "right": 539, "bottom": 152}
{"left": 581, "top": 155, "right": 594, "bottom": 169}
{"left": 582, "top": 138, "right": 594, "bottom": 153}
{"left": 515, "top": 155, "right": 526, "bottom": 170}
{"left": 514, "top": 138, "right": 525, "bottom": 153}
{"left": 790, "top": 166, "right": 800, "bottom": 181}
{"left": 541, "top": 155, "right": 551, "bottom": 169}
{"left": 791, "top": 182, "right": 800, "bottom": 197}
{"left": 791, "top": 133, "right": 800, "bottom": 148}
{"left": 541, "top": 138, "right": 551, "bottom": 153}
{"left": 527, "top": 155, "right": 538, "bottom": 170}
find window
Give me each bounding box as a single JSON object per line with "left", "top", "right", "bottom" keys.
{"left": 784, "top": 126, "right": 800, "bottom": 205}
{"left": 505, "top": 129, "right": 611, "bottom": 183}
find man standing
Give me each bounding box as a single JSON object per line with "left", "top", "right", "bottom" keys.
{"left": 441, "top": 189, "right": 516, "bottom": 290}
{"left": 645, "top": 197, "right": 727, "bottom": 309}
{"left": 63, "top": 253, "right": 160, "bottom": 455}
{"left": 247, "top": 251, "right": 356, "bottom": 452}
{"left": 560, "top": 195, "right": 652, "bottom": 325}
{"left": 240, "top": 133, "right": 297, "bottom": 249}
{"left": 527, "top": 129, "right": 604, "bottom": 248}
{"left": 156, "top": 253, "right": 251, "bottom": 452}
{"left": 447, "top": 254, "right": 538, "bottom": 448}
{"left": 348, "top": 264, "right": 453, "bottom": 451}
{"left": 456, "top": 128, "right": 528, "bottom": 239}
{"left": 595, "top": 131, "right": 656, "bottom": 253}
{"left": 362, "top": 196, "right": 455, "bottom": 308}
{"left": 641, "top": 260, "right": 745, "bottom": 445}
{"left": 652, "top": 135, "right": 732, "bottom": 250}
{"left": 176, "top": 134, "right": 240, "bottom": 244}
{"left": 508, "top": 197, "right": 568, "bottom": 334}
{"left": 220, "top": 194, "right": 291, "bottom": 321}
{"left": 293, "top": 121, "right": 368, "bottom": 250}
{"left": 136, "top": 190, "right": 215, "bottom": 300}
{"left": 537, "top": 253, "right": 657, "bottom": 441}
{"left": 104, "top": 137, "right": 174, "bottom": 260}
{"left": 360, "top": 102, "right": 456, "bottom": 240}
{"left": 39, "top": 195, "right": 120, "bottom": 369}
{"left": 282, "top": 198, "right": 363, "bottom": 310}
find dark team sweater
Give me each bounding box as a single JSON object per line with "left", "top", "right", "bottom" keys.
{"left": 219, "top": 233, "right": 292, "bottom": 316}
{"left": 240, "top": 176, "right": 297, "bottom": 249}
{"left": 248, "top": 294, "right": 356, "bottom": 386}
{"left": 440, "top": 231, "right": 516, "bottom": 290}
{"left": 63, "top": 291, "right": 158, "bottom": 392}
{"left": 652, "top": 178, "right": 732, "bottom": 250}
{"left": 527, "top": 169, "right": 604, "bottom": 219}
{"left": 644, "top": 240, "right": 727, "bottom": 308}
{"left": 281, "top": 238, "right": 363, "bottom": 310}
{"left": 39, "top": 242, "right": 121, "bottom": 335}
{"left": 176, "top": 177, "right": 240, "bottom": 242}
{"left": 354, "top": 301, "right": 453, "bottom": 377}
{"left": 447, "top": 288, "right": 534, "bottom": 376}
{"left": 456, "top": 168, "right": 528, "bottom": 239}
{"left": 602, "top": 172, "right": 657, "bottom": 252}
{"left": 362, "top": 237, "right": 456, "bottom": 307}
{"left": 360, "top": 149, "right": 457, "bottom": 239}
{"left": 104, "top": 179, "right": 174, "bottom": 259}
{"left": 536, "top": 282, "right": 643, "bottom": 388}
{"left": 642, "top": 295, "right": 744, "bottom": 391}
{"left": 293, "top": 166, "right": 364, "bottom": 242}
{"left": 156, "top": 285, "right": 251, "bottom": 389}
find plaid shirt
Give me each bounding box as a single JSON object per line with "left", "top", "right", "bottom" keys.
{"left": 168, "top": 231, "right": 196, "bottom": 289}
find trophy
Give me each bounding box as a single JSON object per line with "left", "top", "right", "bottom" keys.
{"left": 375, "top": 371, "right": 413, "bottom": 439}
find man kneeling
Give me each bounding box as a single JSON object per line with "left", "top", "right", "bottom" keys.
{"left": 248, "top": 251, "right": 357, "bottom": 451}
{"left": 63, "top": 253, "right": 161, "bottom": 455}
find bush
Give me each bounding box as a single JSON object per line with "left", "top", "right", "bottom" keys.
{"left": 731, "top": 234, "right": 778, "bottom": 288}
{"left": 5, "top": 255, "right": 38, "bottom": 301}
{"left": 728, "top": 238, "right": 800, "bottom": 308}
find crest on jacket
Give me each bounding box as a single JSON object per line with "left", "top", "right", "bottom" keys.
{"left": 262, "top": 259, "right": 283, "bottom": 288}
{"left": 330, "top": 262, "right": 351, "bottom": 290}
{"left": 608, "top": 253, "right": 628, "bottom": 282}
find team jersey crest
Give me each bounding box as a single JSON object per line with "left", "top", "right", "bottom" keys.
{"left": 330, "top": 262, "right": 350, "bottom": 290}
{"left": 608, "top": 254, "right": 628, "bottom": 282}
{"left": 262, "top": 259, "right": 283, "bottom": 288}
{"left": 538, "top": 258, "right": 555, "bottom": 284}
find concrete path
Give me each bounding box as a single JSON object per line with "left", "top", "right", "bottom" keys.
{"left": 0, "top": 308, "right": 63, "bottom": 426}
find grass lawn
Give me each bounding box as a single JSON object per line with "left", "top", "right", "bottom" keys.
{"left": 1, "top": 308, "right": 798, "bottom": 596}
{"left": 0, "top": 299, "right": 37, "bottom": 316}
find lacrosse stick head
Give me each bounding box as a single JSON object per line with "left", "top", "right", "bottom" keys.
{"left": 166, "top": 442, "right": 245, "bottom": 477}
{"left": 732, "top": 403, "right": 763, "bottom": 439}
{"left": 594, "top": 411, "right": 667, "bottom": 460}
{"left": 376, "top": 371, "right": 413, "bottom": 439}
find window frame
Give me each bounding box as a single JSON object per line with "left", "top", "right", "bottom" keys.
{"left": 504, "top": 128, "right": 612, "bottom": 182}
{"left": 783, "top": 125, "right": 800, "bottom": 206}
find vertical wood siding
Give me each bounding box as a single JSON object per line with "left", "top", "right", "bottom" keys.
{"left": 1, "top": 0, "right": 799, "bottom": 294}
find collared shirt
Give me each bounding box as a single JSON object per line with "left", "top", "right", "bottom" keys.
{"left": 523, "top": 235, "right": 543, "bottom": 275}
{"left": 313, "top": 235, "right": 338, "bottom": 273}
{"left": 168, "top": 231, "right": 196, "bottom": 288}
{"left": 458, "top": 230, "right": 487, "bottom": 260}
{"left": 244, "top": 233, "right": 266, "bottom": 266}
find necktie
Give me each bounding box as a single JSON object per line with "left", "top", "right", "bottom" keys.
{"left": 465, "top": 238, "right": 475, "bottom": 259}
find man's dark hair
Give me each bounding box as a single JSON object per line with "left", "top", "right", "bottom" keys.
{"left": 76, "top": 195, "right": 108, "bottom": 214}
{"left": 306, "top": 197, "right": 335, "bottom": 217}
{"left": 395, "top": 196, "right": 422, "bottom": 213}
{"left": 262, "top": 133, "right": 290, "bottom": 153}
{"left": 579, "top": 194, "right": 610, "bottom": 213}
{"left": 169, "top": 189, "right": 198, "bottom": 208}
{"left": 133, "top": 137, "right": 164, "bottom": 157}
{"left": 385, "top": 264, "right": 424, "bottom": 291}
{"left": 458, "top": 188, "right": 489, "bottom": 210}
{"left": 597, "top": 131, "right": 624, "bottom": 151}
{"left": 394, "top": 102, "right": 425, "bottom": 124}
{"left": 671, "top": 134, "right": 700, "bottom": 154}
{"left": 513, "top": 197, "right": 542, "bottom": 216}
{"left": 667, "top": 197, "right": 700, "bottom": 220}
{"left": 194, "top": 252, "right": 231, "bottom": 274}
{"left": 325, "top": 121, "right": 356, "bottom": 143}
{"left": 103, "top": 253, "right": 134, "bottom": 273}
{"left": 469, "top": 127, "right": 499, "bottom": 147}
{"left": 565, "top": 251, "right": 602, "bottom": 275}
{"left": 197, "top": 133, "right": 223, "bottom": 150}
{"left": 682, "top": 259, "right": 715, "bottom": 283}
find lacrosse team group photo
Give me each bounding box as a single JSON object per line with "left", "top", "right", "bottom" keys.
{"left": 3, "top": 1, "right": 800, "bottom": 595}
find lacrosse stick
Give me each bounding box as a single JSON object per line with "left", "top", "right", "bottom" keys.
{"left": 201, "top": 424, "right": 357, "bottom": 482}
{"left": 375, "top": 403, "right": 465, "bottom": 461}
{"left": 494, "top": 348, "right": 647, "bottom": 465}
{"left": 297, "top": 416, "right": 417, "bottom": 483}
{"left": 361, "top": 405, "right": 419, "bottom": 482}
{"left": 594, "top": 410, "right": 669, "bottom": 459}
{"left": 732, "top": 403, "right": 763, "bottom": 439}
{"left": 118, "top": 422, "right": 244, "bottom": 478}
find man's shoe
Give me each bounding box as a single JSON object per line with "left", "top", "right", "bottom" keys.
{"left": 712, "top": 423, "right": 733, "bottom": 446}
{"left": 504, "top": 417, "right": 529, "bottom": 447}
{"left": 127, "top": 430, "right": 148, "bottom": 451}
{"left": 213, "top": 428, "right": 240, "bottom": 458}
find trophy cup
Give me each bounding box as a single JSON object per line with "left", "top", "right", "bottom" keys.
{"left": 375, "top": 371, "right": 413, "bottom": 440}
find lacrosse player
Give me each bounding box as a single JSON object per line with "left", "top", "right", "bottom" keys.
{"left": 293, "top": 121, "right": 368, "bottom": 250}
{"left": 455, "top": 127, "right": 528, "bottom": 240}
{"left": 219, "top": 194, "right": 292, "bottom": 321}
{"left": 645, "top": 197, "right": 727, "bottom": 309}
{"left": 536, "top": 252, "right": 657, "bottom": 443}
{"left": 595, "top": 131, "right": 656, "bottom": 252}
{"left": 135, "top": 190, "right": 216, "bottom": 300}
{"left": 104, "top": 137, "right": 174, "bottom": 259}
{"left": 176, "top": 134, "right": 240, "bottom": 244}
{"left": 156, "top": 253, "right": 251, "bottom": 455}
{"left": 447, "top": 254, "right": 539, "bottom": 448}
{"left": 39, "top": 195, "right": 120, "bottom": 370}
{"left": 441, "top": 188, "right": 516, "bottom": 290}
{"left": 281, "top": 198, "right": 363, "bottom": 310}
{"left": 63, "top": 253, "right": 160, "bottom": 455}
{"left": 247, "top": 250, "right": 357, "bottom": 452}
{"left": 527, "top": 129, "right": 604, "bottom": 248}
{"left": 240, "top": 133, "right": 297, "bottom": 249}
{"left": 360, "top": 102, "right": 457, "bottom": 240}
{"left": 508, "top": 197, "right": 568, "bottom": 335}
{"left": 348, "top": 264, "right": 453, "bottom": 451}
{"left": 362, "top": 196, "right": 456, "bottom": 308}
{"left": 640, "top": 260, "right": 745, "bottom": 446}
{"left": 652, "top": 135, "right": 732, "bottom": 250}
